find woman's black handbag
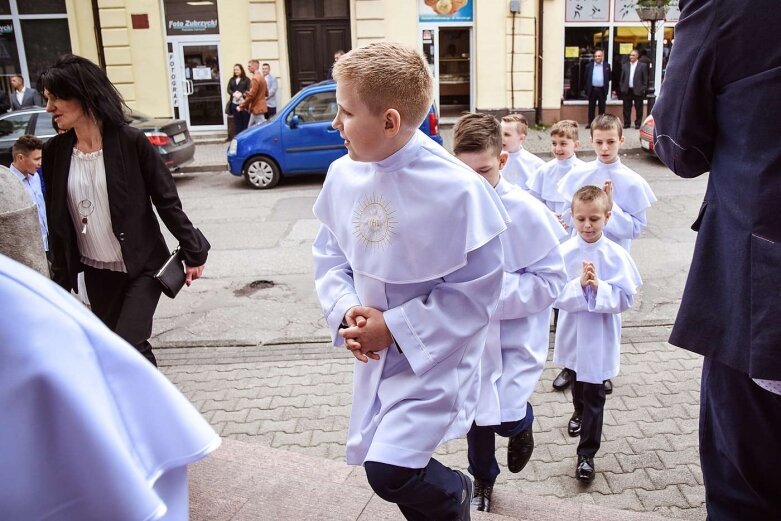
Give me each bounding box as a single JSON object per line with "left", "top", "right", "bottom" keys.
{"left": 154, "top": 246, "right": 186, "bottom": 298}
{"left": 224, "top": 100, "right": 233, "bottom": 115}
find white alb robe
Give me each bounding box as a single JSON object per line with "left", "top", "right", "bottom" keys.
{"left": 312, "top": 130, "right": 509, "bottom": 468}
{"left": 552, "top": 235, "right": 642, "bottom": 384}
{"left": 557, "top": 159, "right": 657, "bottom": 252}
{"left": 526, "top": 155, "right": 584, "bottom": 215}
{"left": 475, "top": 177, "right": 567, "bottom": 426}
{"left": 0, "top": 254, "right": 220, "bottom": 521}
{"left": 502, "top": 147, "right": 545, "bottom": 190}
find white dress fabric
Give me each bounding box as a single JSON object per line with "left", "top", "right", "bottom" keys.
{"left": 313, "top": 130, "right": 509, "bottom": 468}
{"left": 552, "top": 235, "right": 642, "bottom": 384}
{"left": 501, "top": 148, "right": 545, "bottom": 190}
{"left": 474, "top": 177, "right": 567, "bottom": 426}
{"left": 557, "top": 159, "right": 657, "bottom": 252}
{"left": 526, "top": 155, "right": 585, "bottom": 215}
{"left": 0, "top": 253, "right": 220, "bottom": 521}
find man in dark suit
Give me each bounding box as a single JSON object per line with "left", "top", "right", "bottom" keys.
{"left": 653, "top": 0, "right": 781, "bottom": 518}
{"left": 619, "top": 50, "right": 648, "bottom": 128}
{"left": 584, "top": 49, "right": 611, "bottom": 128}
{"left": 9, "top": 75, "right": 42, "bottom": 111}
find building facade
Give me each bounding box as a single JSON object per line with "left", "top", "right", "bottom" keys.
{"left": 0, "top": 0, "right": 677, "bottom": 131}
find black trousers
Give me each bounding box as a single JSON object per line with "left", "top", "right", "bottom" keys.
{"left": 83, "top": 265, "right": 162, "bottom": 366}
{"left": 266, "top": 106, "right": 277, "bottom": 118}
{"left": 571, "top": 373, "right": 606, "bottom": 457}
{"left": 699, "top": 357, "right": 781, "bottom": 520}
{"left": 466, "top": 402, "right": 534, "bottom": 484}
{"left": 364, "top": 458, "right": 465, "bottom": 520}
{"left": 587, "top": 86, "right": 607, "bottom": 127}
{"left": 622, "top": 92, "right": 644, "bottom": 127}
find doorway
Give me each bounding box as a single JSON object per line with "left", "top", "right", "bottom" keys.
{"left": 420, "top": 26, "right": 473, "bottom": 119}
{"left": 169, "top": 41, "right": 224, "bottom": 131}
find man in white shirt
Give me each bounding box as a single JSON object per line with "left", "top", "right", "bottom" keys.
{"left": 619, "top": 50, "right": 648, "bottom": 129}
{"left": 9, "top": 75, "right": 43, "bottom": 111}
{"left": 261, "top": 63, "right": 278, "bottom": 118}
{"left": 8, "top": 135, "right": 47, "bottom": 256}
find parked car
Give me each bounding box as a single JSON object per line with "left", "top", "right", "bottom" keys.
{"left": 0, "top": 107, "right": 195, "bottom": 171}
{"left": 227, "top": 80, "right": 444, "bottom": 189}
{"left": 638, "top": 114, "right": 656, "bottom": 156}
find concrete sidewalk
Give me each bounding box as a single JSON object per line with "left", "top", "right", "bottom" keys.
{"left": 181, "top": 125, "right": 647, "bottom": 174}
{"left": 164, "top": 324, "right": 704, "bottom": 520}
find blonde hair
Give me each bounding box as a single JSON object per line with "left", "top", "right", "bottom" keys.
{"left": 572, "top": 185, "right": 610, "bottom": 213}
{"left": 550, "top": 119, "right": 579, "bottom": 141}
{"left": 590, "top": 113, "right": 623, "bottom": 139}
{"left": 333, "top": 42, "right": 433, "bottom": 128}
{"left": 501, "top": 113, "right": 529, "bottom": 136}
{"left": 453, "top": 113, "right": 502, "bottom": 156}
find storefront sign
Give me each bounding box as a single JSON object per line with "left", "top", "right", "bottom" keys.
{"left": 164, "top": 0, "right": 219, "bottom": 35}
{"left": 565, "top": 46, "right": 580, "bottom": 58}
{"left": 565, "top": 0, "right": 609, "bottom": 22}
{"left": 419, "top": 0, "right": 473, "bottom": 23}
{"left": 168, "top": 51, "right": 179, "bottom": 107}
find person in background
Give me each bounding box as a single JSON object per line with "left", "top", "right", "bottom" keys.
{"left": 226, "top": 63, "right": 250, "bottom": 135}
{"left": 39, "top": 54, "right": 209, "bottom": 367}
{"left": 238, "top": 59, "right": 268, "bottom": 128}
{"left": 261, "top": 63, "right": 278, "bottom": 118}
{"left": 653, "top": 0, "right": 781, "bottom": 518}
{"left": 326, "top": 49, "right": 345, "bottom": 80}
{"left": 619, "top": 50, "right": 649, "bottom": 129}
{"left": 8, "top": 135, "right": 46, "bottom": 259}
{"left": 500, "top": 113, "right": 545, "bottom": 190}
{"left": 584, "top": 50, "right": 611, "bottom": 129}
{"left": 9, "top": 74, "right": 43, "bottom": 111}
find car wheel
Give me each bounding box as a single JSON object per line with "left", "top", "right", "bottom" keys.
{"left": 243, "top": 155, "right": 280, "bottom": 189}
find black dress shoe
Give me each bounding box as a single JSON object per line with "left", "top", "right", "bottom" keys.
{"left": 552, "top": 368, "right": 572, "bottom": 390}
{"left": 603, "top": 379, "right": 613, "bottom": 394}
{"left": 634, "top": 123, "right": 641, "bottom": 129}
{"left": 576, "top": 455, "right": 595, "bottom": 482}
{"left": 470, "top": 479, "right": 493, "bottom": 512}
{"left": 507, "top": 426, "right": 534, "bottom": 473}
{"left": 567, "top": 414, "right": 582, "bottom": 437}
{"left": 623, "top": 124, "right": 631, "bottom": 129}
{"left": 456, "top": 470, "right": 473, "bottom": 520}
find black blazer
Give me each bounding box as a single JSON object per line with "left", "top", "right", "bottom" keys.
{"left": 653, "top": 0, "right": 781, "bottom": 379}
{"left": 227, "top": 76, "right": 250, "bottom": 100}
{"left": 619, "top": 61, "right": 649, "bottom": 96}
{"left": 585, "top": 61, "right": 611, "bottom": 95}
{"left": 42, "top": 124, "right": 209, "bottom": 292}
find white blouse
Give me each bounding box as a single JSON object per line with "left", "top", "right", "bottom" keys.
{"left": 66, "top": 148, "right": 126, "bottom": 272}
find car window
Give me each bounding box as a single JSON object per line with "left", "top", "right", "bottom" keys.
{"left": 288, "top": 91, "right": 337, "bottom": 124}
{"left": 34, "top": 113, "right": 57, "bottom": 138}
{"left": 0, "top": 113, "right": 33, "bottom": 140}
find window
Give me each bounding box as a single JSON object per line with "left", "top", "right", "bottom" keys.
{"left": 289, "top": 92, "right": 337, "bottom": 124}
{"left": 0, "top": 112, "right": 32, "bottom": 139}
{"left": 563, "top": 27, "right": 608, "bottom": 100}
{"left": 21, "top": 19, "right": 71, "bottom": 82}
{"left": 34, "top": 112, "right": 56, "bottom": 138}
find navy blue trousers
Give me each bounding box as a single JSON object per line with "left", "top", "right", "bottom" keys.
{"left": 700, "top": 357, "right": 781, "bottom": 520}
{"left": 466, "top": 402, "right": 534, "bottom": 484}
{"left": 364, "top": 458, "right": 465, "bottom": 520}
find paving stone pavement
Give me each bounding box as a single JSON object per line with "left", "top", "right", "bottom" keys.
{"left": 159, "top": 323, "right": 705, "bottom": 520}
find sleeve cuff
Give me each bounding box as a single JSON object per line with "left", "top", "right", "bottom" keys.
{"left": 327, "top": 293, "right": 361, "bottom": 346}
{"left": 384, "top": 305, "right": 435, "bottom": 376}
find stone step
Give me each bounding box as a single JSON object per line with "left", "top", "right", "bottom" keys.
{"left": 189, "top": 438, "right": 674, "bottom": 521}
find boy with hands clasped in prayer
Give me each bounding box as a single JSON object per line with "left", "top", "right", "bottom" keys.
{"left": 552, "top": 185, "right": 641, "bottom": 483}
{"left": 313, "top": 43, "right": 510, "bottom": 520}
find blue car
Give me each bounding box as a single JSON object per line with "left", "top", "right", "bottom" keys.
{"left": 227, "top": 80, "right": 444, "bottom": 189}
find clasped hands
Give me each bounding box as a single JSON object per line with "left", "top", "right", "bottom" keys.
{"left": 580, "top": 261, "right": 599, "bottom": 294}
{"left": 339, "top": 306, "right": 393, "bottom": 363}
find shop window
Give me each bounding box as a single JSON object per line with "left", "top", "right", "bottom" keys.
{"left": 562, "top": 27, "right": 608, "bottom": 101}
{"left": 0, "top": 0, "right": 9, "bottom": 15}
{"left": 17, "top": 0, "right": 65, "bottom": 14}
{"left": 21, "top": 19, "right": 71, "bottom": 82}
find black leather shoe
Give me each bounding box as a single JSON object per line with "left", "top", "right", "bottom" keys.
{"left": 456, "top": 470, "right": 473, "bottom": 520}
{"left": 567, "top": 414, "right": 582, "bottom": 437}
{"left": 623, "top": 124, "right": 631, "bottom": 129}
{"left": 634, "top": 123, "right": 641, "bottom": 129}
{"left": 470, "top": 479, "right": 493, "bottom": 512}
{"left": 576, "top": 455, "right": 595, "bottom": 482}
{"left": 507, "top": 426, "right": 534, "bottom": 473}
{"left": 603, "top": 379, "right": 613, "bottom": 394}
{"left": 552, "top": 368, "right": 572, "bottom": 390}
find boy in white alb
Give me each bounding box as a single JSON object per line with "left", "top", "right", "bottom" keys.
{"left": 312, "top": 43, "right": 509, "bottom": 521}
{"left": 557, "top": 114, "right": 656, "bottom": 253}
{"left": 527, "top": 120, "right": 584, "bottom": 220}
{"left": 500, "top": 113, "right": 545, "bottom": 190}
{"left": 453, "top": 113, "right": 567, "bottom": 513}
{"left": 553, "top": 185, "right": 641, "bottom": 482}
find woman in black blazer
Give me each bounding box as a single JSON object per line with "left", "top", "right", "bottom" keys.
{"left": 40, "top": 54, "right": 210, "bottom": 366}
{"left": 227, "top": 63, "right": 251, "bottom": 134}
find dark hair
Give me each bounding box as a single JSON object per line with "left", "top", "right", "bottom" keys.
{"left": 37, "top": 54, "right": 129, "bottom": 128}
{"left": 233, "top": 63, "right": 247, "bottom": 79}
{"left": 453, "top": 112, "right": 503, "bottom": 156}
{"left": 10, "top": 74, "right": 24, "bottom": 84}
{"left": 12, "top": 134, "right": 44, "bottom": 157}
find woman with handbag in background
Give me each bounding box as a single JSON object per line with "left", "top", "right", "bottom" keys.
{"left": 40, "top": 54, "right": 210, "bottom": 366}
{"left": 226, "top": 63, "right": 250, "bottom": 135}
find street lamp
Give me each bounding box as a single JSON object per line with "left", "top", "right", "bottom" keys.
{"left": 635, "top": 0, "right": 670, "bottom": 113}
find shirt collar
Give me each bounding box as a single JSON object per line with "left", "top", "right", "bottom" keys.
{"left": 557, "top": 155, "right": 578, "bottom": 168}
{"left": 374, "top": 131, "right": 421, "bottom": 173}
{"left": 9, "top": 164, "right": 32, "bottom": 180}
{"left": 596, "top": 157, "right": 622, "bottom": 170}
